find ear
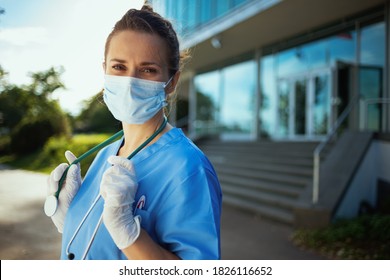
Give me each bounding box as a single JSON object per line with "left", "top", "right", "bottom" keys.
{"left": 102, "top": 61, "right": 106, "bottom": 73}
{"left": 166, "top": 71, "right": 181, "bottom": 94}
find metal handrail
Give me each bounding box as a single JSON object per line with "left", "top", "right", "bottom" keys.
{"left": 312, "top": 96, "right": 360, "bottom": 204}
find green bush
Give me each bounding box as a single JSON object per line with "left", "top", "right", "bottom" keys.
{"left": 10, "top": 117, "right": 65, "bottom": 155}
{"left": 0, "top": 134, "right": 11, "bottom": 154}
{"left": 0, "top": 66, "right": 71, "bottom": 155}
{"left": 38, "top": 133, "right": 116, "bottom": 176}
{"left": 292, "top": 214, "right": 390, "bottom": 259}
{"left": 1, "top": 133, "right": 120, "bottom": 176}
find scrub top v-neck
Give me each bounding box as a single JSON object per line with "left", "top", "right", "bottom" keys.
{"left": 61, "top": 128, "right": 222, "bottom": 260}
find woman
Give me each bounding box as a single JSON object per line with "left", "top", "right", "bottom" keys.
{"left": 46, "top": 4, "right": 222, "bottom": 260}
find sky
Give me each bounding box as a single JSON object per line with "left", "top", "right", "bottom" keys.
{"left": 0, "top": 0, "right": 144, "bottom": 115}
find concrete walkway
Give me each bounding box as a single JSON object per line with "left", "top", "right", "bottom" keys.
{"left": 0, "top": 165, "right": 324, "bottom": 260}
{"left": 0, "top": 165, "right": 62, "bottom": 259}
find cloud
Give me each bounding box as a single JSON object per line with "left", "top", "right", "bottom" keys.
{"left": 0, "top": 26, "right": 49, "bottom": 46}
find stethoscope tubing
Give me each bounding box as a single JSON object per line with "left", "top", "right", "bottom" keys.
{"left": 55, "top": 130, "right": 125, "bottom": 199}
{"left": 65, "top": 194, "right": 102, "bottom": 259}
{"left": 65, "top": 117, "right": 168, "bottom": 259}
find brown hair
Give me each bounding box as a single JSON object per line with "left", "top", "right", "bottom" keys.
{"left": 104, "top": 3, "right": 189, "bottom": 76}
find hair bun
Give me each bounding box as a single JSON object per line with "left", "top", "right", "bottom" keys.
{"left": 141, "top": 3, "right": 154, "bottom": 13}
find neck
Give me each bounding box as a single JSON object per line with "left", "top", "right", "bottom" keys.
{"left": 118, "top": 112, "right": 169, "bottom": 158}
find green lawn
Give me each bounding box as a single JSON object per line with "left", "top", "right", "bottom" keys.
{"left": 0, "top": 133, "right": 116, "bottom": 176}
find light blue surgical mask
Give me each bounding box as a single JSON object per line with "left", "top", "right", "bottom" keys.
{"left": 103, "top": 75, "right": 172, "bottom": 124}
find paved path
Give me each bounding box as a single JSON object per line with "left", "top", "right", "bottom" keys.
{"left": 0, "top": 165, "right": 323, "bottom": 260}
{"left": 0, "top": 165, "right": 61, "bottom": 259}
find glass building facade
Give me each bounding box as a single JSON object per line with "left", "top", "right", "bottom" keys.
{"left": 260, "top": 21, "right": 385, "bottom": 139}
{"left": 153, "top": 0, "right": 256, "bottom": 35}
{"left": 152, "top": 1, "right": 389, "bottom": 140}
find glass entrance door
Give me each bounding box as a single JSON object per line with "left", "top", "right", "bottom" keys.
{"left": 277, "top": 69, "right": 331, "bottom": 139}
{"left": 293, "top": 78, "right": 307, "bottom": 135}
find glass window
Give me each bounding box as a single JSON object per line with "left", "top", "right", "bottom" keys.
{"left": 359, "top": 67, "right": 383, "bottom": 131}
{"left": 328, "top": 31, "right": 356, "bottom": 65}
{"left": 277, "top": 48, "right": 306, "bottom": 77}
{"left": 359, "top": 22, "right": 385, "bottom": 131}
{"left": 233, "top": 0, "right": 248, "bottom": 8}
{"left": 194, "top": 70, "right": 221, "bottom": 134}
{"left": 200, "top": 0, "right": 212, "bottom": 25}
{"left": 294, "top": 79, "right": 307, "bottom": 135}
{"left": 313, "top": 74, "right": 330, "bottom": 135}
{"left": 172, "top": 0, "right": 187, "bottom": 34}
{"left": 220, "top": 60, "right": 256, "bottom": 135}
{"left": 260, "top": 55, "right": 277, "bottom": 137}
{"left": 277, "top": 79, "right": 290, "bottom": 137}
{"left": 216, "top": 1, "right": 231, "bottom": 18}
{"left": 186, "top": 0, "right": 198, "bottom": 31}
{"left": 194, "top": 60, "right": 256, "bottom": 137}
{"left": 277, "top": 32, "right": 356, "bottom": 78}
{"left": 360, "top": 22, "right": 385, "bottom": 67}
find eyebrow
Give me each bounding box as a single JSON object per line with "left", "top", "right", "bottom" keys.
{"left": 109, "top": 58, "right": 127, "bottom": 63}
{"left": 140, "top": 61, "right": 162, "bottom": 68}
{"left": 109, "top": 59, "right": 162, "bottom": 68}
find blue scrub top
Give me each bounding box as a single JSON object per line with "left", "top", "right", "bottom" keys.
{"left": 61, "top": 128, "right": 222, "bottom": 260}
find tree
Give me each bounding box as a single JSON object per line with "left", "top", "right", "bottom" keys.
{"left": 0, "top": 66, "right": 71, "bottom": 154}
{"left": 75, "top": 91, "right": 120, "bottom": 133}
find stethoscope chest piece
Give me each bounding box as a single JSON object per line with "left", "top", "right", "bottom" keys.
{"left": 44, "top": 195, "right": 58, "bottom": 217}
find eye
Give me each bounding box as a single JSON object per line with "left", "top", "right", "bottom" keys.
{"left": 112, "top": 64, "right": 126, "bottom": 71}
{"left": 141, "top": 67, "right": 157, "bottom": 74}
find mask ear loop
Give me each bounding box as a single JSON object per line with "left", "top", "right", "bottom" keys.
{"left": 164, "top": 75, "right": 175, "bottom": 90}
{"left": 163, "top": 74, "right": 176, "bottom": 118}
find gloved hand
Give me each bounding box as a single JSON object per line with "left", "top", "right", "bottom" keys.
{"left": 100, "top": 155, "right": 141, "bottom": 250}
{"left": 47, "top": 150, "right": 81, "bottom": 233}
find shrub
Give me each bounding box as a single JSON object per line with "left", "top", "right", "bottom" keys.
{"left": 292, "top": 214, "right": 390, "bottom": 259}
{"left": 10, "top": 113, "right": 70, "bottom": 155}
{"left": 38, "top": 133, "right": 115, "bottom": 176}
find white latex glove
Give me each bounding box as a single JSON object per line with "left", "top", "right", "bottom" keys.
{"left": 47, "top": 151, "right": 81, "bottom": 233}
{"left": 100, "top": 155, "right": 141, "bottom": 250}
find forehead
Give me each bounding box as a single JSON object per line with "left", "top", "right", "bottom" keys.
{"left": 106, "top": 30, "right": 169, "bottom": 64}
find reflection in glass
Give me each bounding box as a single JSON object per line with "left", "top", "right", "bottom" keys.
{"left": 194, "top": 71, "right": 220, "bottom": 134}
{"left": 294, "top": 79, "right": 306, "bottom": 135}
{"left": 313, "top": 75, "right": 329, "bottom": 135}
{"left": 260, "top": 55, "right": 277, "bottom": 137}
{"left": 221, "top": 61, "right": 256, "bottom": 134}
{"left": 187, "top": 0, "right": 197, "bottom": 30}
{"left": 359, "top": 22, "right": 384, "bottom": 132}
{"left": 194, "top": 61, "right": 256, "bottom": 136}
{"left": 359, "top": 67, "right": 382, "bottom": 131}
{"left": 260, "top": 26, "right": 357, "bottom": 137}
{"left": 200, "top": 0, "right": 212, "bottom": 25}
{"left": 277, "top": 80, "right": 289, "bottom": 137}
{"left": 277, "top": 32, "right": 355, "bottom": 78}
{"left": 360, "top": 23, "right": 385, "bottom": 67}
{"left": 216, "top": 1, "right": 230, "bottom": 17}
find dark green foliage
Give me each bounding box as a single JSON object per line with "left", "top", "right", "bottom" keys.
{"left": 0, "top": 66, "right": 71, "bottom": 155}
{"left": 74, "top": 91, "right": 120, "bottom": 133}
{"left": 292, "top": 214, "right": 390, "bottom": 259}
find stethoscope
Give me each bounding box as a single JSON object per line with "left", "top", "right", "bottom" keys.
{"left": 44, "top": 117, "right": 168, "bottom": 259}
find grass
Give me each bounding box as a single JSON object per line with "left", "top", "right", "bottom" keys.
{"left": 292, "top": 214, "right": 390, "bottom": 259}
{"left": 0, "top": 133, "right": 117, "bottom": 176}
